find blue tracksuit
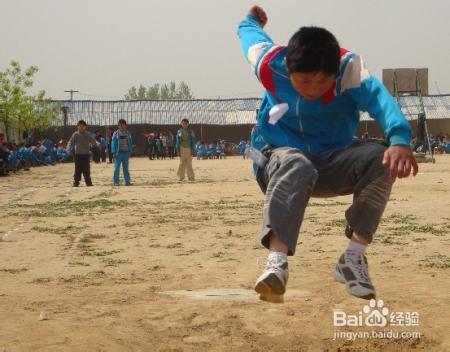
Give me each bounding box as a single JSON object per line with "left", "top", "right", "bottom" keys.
{"left": 238, "top": 140, "right": 247, "bottom": 156}
{"left": 237, "top": 15, "right": 411, "bottom": 155}
{"left": 111, "top": 129, "right": 133, "bottom": 184}
{"left": 207, "top": 144, "right": 218, "bottom": 159}
{"left": 175, "top": 129, "right": 196, "bottom": 151}
{"left": 196, "top": 144, "right": 207, "bottom": 158}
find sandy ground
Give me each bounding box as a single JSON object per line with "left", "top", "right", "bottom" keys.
{"left": 1, "top": 155, "right": 449, "bottom": 351}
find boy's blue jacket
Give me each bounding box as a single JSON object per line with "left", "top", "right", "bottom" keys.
{"left": 176, "top": 129, "right": 196, "bottom": 150}
{"left": 197, "top": 144, "right": 207, "bottom": 155}
{"left": 238, "top": 15, "right": 411, "bottom": 153}
{"left": 111, "top": 130, "right": 133, "bottom": 155}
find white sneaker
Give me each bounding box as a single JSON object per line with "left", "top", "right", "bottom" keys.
{"left": 332, "top": 253, "right": 375, "bottom": 300}
{"left": 255, "top": 256, "right": 288, "bottom": 303}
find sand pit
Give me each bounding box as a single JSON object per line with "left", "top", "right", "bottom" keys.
{"left": 1, "top": 156, "right": 449, "bottom": 351}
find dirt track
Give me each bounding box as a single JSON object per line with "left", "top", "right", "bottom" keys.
{"left": 1, "top": 156, "right": 449, "bottom": 351}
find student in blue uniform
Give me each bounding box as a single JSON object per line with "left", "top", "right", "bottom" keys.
{"left": 238, "top": 5, "right": 418, "bottom": 303}
{"left": 196, "top": 141, "right": 208, "bottom": 160}
{"left": 111, "top": 119, "right": 133, "bottom": 186}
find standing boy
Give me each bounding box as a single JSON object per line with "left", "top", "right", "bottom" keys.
{"left": 238, "top": 6, "right": 418, "bottom": 303}
{"left": 175, "top": 118, "right": 196, "bottom": 181}
{"left": 111, "top": 119, "right": 133, "bottom": 186}
{"left": 67, "top": 120, "right": 98, "bottom": 187}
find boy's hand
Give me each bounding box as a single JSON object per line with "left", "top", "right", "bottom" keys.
{"left": 249, "top": 5, "right": 268, "bottom": 27}
{"left": 382, "top": 145, "right": 418, "bottom": 179}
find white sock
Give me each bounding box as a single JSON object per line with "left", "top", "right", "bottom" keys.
{"left": 346, "top": 240, "right": 367, "bottom": 256}
{"left": 268, "top": 251, "right": 287, "bottom": 264}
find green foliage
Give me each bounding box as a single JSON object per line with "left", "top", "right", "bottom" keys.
{"left": 125, "top": 81, "right": 194, "bottom": 100}
{"left": 0, "top": 60, "right": 59, "bottom": 140}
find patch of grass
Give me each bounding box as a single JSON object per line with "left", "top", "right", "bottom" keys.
{"left": 166, "top": 243, "right": 183, "bottom": 249}
{"left": 377, "top": 236, "right": 406, "bottom": 245}
{"left": 419, "top": 254, "right": 450, "bottom": 269}
{"left": 140, "top": 179, "right": 179, "bottom": 187}
{"left": 95, "top": 190, "right": 115, "bottom": 198}
{"left": 324, "top": 219, "right": 347, "bottom": 228}
{"left": 31, "top": 277, "right": 53, "bottom": 284}
{"left": 69, "top": 261, "right": 90, "bottom": 267}
{"left": 101, "top": 257, "right": 131, "bottom": 266}
{"left": 78, "top": 234, "right": 93, "bottom": 243}
{"left": 383, "top": 213, "right": 417, "bottom": 224}
{"left": 386, "top": 224, "right": 445, "bottom": 236}
{"left": 89, "top": 233, "right": 106, "bottom": 239}
{"left": 309, "top": 201, "right": 348, "bottom": 207}
{"left": 58, "top": 271, "right": 106, "bottom": 284}
{"left": 17, "top": 199, "right": 130, "bottom": 217}
{"left": 212, "top": 251, "right": 225, "bottom": 258}
{"left": 76, "top": 242, "right": 93, "bottom": 250}
{"left": 81, "top": 249, "right": 121, "bottom": 257}
{"left": 0, "top": 267, "right": 28, "bottom": 274}
{"left": 31, "top": 225, "right": 84, "bottom": 235}
{"left": 312, "top": 231, "right": 332, "bottom": 237}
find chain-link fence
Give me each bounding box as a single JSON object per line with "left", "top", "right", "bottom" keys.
{"left": 51, "top": 95, "right": 450, "bottom": 127}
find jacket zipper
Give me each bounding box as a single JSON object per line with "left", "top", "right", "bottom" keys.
{"left": 296, "top": 96, "right": 310, "bottom": 152}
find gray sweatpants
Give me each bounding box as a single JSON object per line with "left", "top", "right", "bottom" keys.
{"left": 257, "top": 142, "right": 394, "bottom": 255}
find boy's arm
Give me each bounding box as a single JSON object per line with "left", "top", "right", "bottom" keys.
{"left": 111, "top": 131, "right": 118, "bottom": 154}
{"left": 342, "top": 54, "right": 418, "bottom": 178}
{"left": 175, "top": 132, "right": 180, "bottom": 150}
{"left": 190, "top": 131, "right": 196, "bottom": 151}
{"left": 237, "top": 6, "right": 275, "bottom": 78}
{"left": 128, "top": 132, "right": 133, "bottom": 153}
{"left": 66, "top": 133, "right": 75, "bottom": 153}
{"left": 87, "top": 132, "right": 98, "bottom": 148}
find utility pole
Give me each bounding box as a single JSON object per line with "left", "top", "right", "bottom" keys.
{"left": 64, "top": 89, "right": 79, "bottom": 101}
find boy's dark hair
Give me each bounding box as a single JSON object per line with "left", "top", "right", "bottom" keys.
{"left": 118, "top": 119, "right": 127, "bottom": 125}
{"left": 286, "top": 26, "right": 340, "bottom": 76}
{"left": 181, "top": 118, "right": 189, "bottom": 124}
{"left": 77, "top": 120, "right": 87, "bottom": 126}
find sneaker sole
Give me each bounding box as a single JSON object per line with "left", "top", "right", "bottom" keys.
{"left": 332, "top": 270, "right": 346, "bottom": 284}
{"left": 254, "top": 273, "right": 285, "bottom": 303}
{"left": 332, "top": 270, "right": 376, "bottom": 300}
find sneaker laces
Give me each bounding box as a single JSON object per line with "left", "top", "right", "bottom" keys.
{"left": 348, "top": 254, "right": 371, "bottom": 283}
{"left": 265, "top": 256, "right": 288, "bottom": 273}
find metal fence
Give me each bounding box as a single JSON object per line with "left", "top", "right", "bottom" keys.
{"left": 54, "top": 98, "right": 261, "bottom": 126}
{"left": 51, "top": 95, "right": 450, "bottom": 127}
{"left": 361, "top": 94, "right": 450, "bottom": 121}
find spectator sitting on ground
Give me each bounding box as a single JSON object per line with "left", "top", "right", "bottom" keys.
{"left": 196, "top": 141, "right": 208, "bottom": 159}
{"left": 0, "top": 142, "right": 10, "bottom": 176}
{"left": 6, "top": 144, "right": 21, "bottom": 171}
{"left": 217, "top": 142, "right": 226, "bottom": 159}
{"left": 207, "top": 141, "right": 218, "bottom": 159}
{"left": 238, "top": 138, "right": 247, "bottom": 158}
{"left": 57, "top": 142, "right": 70, "bottom": 162}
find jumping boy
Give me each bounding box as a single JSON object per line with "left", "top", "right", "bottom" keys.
{"left": 67, "top": 120, "right": 98, "bottom": 187}
{"left": 176, "top": 118, "right": 196, "bottom": 181}
{"left": 238, "top": 6, "right": 418, "bottom": 303}
{"left": 111, "top": 119, "right": 133, "bottom": 186}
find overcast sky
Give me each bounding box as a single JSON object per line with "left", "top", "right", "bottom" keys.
{"left": 1, "top": 0, "right": 449, "bottom": 100}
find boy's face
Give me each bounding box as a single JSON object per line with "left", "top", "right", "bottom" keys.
{"left": 118, "top": 123, "right": 127, "bottom": 131}
{"left": 181, "top": 121, "right": 189, "bottom": 129}
{"left": 290, "top": 71, "right": 336, "bottom": 100}
{"left": 78, "top": 124, "right": 87, "bottom": 132}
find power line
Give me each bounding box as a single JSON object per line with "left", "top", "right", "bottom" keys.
{"left": 64, "top": 89, "right": 79, "bottom": 101}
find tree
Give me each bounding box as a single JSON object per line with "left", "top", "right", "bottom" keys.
{"left": 124, "top": 81, "right": 194, "bottom": 100}
{"left": 17, "top": 91, "right": 60, "bottom": 133}
{"left": 0, "top": 61, "right": 37, "bottom": 140}
{"left": 0, "top": 60, "right": 58, "bottom": 141}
